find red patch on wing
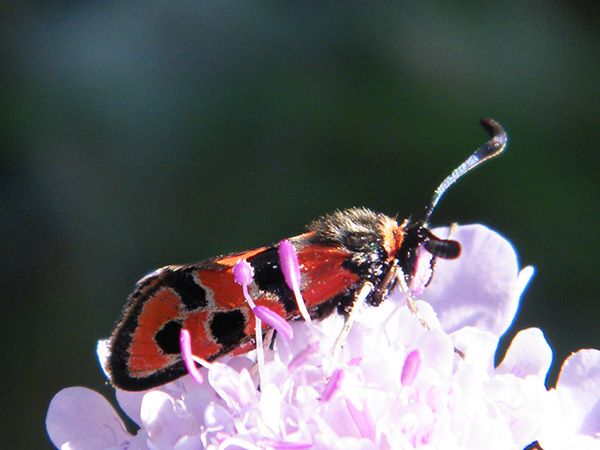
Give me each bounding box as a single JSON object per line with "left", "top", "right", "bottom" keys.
{"left": 196, "top": 269, "right": 245, "bottom": 309}
{"left": 128, "top": 288, "right": 181, "bottom": 373}
{"left": 297, "top": 244, "right": 360, "bottom": 308}
{"left": 183, "top": 310, "right": 221, "bottom": 359}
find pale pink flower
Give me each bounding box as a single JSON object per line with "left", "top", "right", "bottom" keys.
{"left": 46, "top": 225, "right": 600, "bottom": 449}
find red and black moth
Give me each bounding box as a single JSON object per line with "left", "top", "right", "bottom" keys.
{"left": 108, "top": 119, "right": 507, "bottom": 391}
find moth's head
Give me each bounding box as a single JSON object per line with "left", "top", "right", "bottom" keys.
{"left": 395, "top": 221, "right": 461, "bottom": 283}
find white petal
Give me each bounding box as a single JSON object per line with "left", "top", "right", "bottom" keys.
{"left": 423, "top": 225, "right": 520, "bottom": 337}
{"left": 208, "top": 362, "right": 258, "bottom": 411}
{"left": 46, "top": 387, "right": 131, "bottom": 450}
{"left": 259, "top": 382, "right": 283, "bottom": 428}
{"left": 555, "top": 349, "right": 600, "bottom": 436}
{"left": 503, "top": 266, "right": 535, "bottom": 334}
{"left": 140, "top": 390, "right": 198, "bottom": 450}
{"left": 96, "top": 339, "right": 111, "bottom": 380}
{"left": 496, "top": 328, "right": 552, "bottom": 379}
{"left": 485, "top": 375, "right": 549, "bottom": 446}
{"left": 462, "top": 414, "right": 515, "bottom": 450}
{"left": 452, "top": 327, "right": 498, "bottom": 373}
{"left": 204, "top": 401, "right": 232, "bottom": 431}
{"left": 182, "top": 388, "right": 219, "bottom": 427}
{"left": 417, "top": 327, "right": 454, "bottom": 377}
{"left": 125, "top": 430, "right": 151, "bottom": 450}
{"left": 381, "top": 297, "right": 434, "bottom": 347}
{"left": 548, "top": 434, "right": 600, "bottom": 450}
{"left": 174, "top": 434, "right": 203, "bottom": 450}
{"left": 115, "top": 388, "right": 145, "bottom": 426}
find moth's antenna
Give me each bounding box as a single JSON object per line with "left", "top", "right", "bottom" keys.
{"left": 423, "top": 118, "right": 507, "bottom": 225}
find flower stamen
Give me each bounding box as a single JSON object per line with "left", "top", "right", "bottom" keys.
{"left": 278, "top": 240, "right": 311, "bottom": 323}
{"left": 322, "top": 368, "right": 344, "bottom": 401}
{"left": 179, "top": 328, "right": 210, "bottom": 385}
{"left": 233, "top": 259, "right": 292, "bottom": 339}
{"left": 288, "top": 342, "right": 320, "bottom": 371}
{"left": 345, "top": 398, "right": 375, "bottom": 440}
{"left": 233, "top": 258, "right": 266, "bottom": 381}
{"left": 253, "top": 305, "right": 293, "bottom": 340}
{"left": 401, "top": 350, "right": 421, "bottom": 386}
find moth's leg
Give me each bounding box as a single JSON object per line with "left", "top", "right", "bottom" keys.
{"left": 369, "top": 264, "right": 398, "bottom": 306}
{"left": 267, "top": 329, "right": 277, "bottom": 351}
{"left": 396, "top": 267, "right": 430, "bottom": 330}
{"left": 250, "top": 328, "right": 276, "bottom": 385}
{"left": 329, "top": 282, "right": 374, "bottom": 369}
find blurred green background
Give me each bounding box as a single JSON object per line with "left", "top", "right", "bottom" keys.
{"left": 2, "top": 2, "right": 598, "bottom": 447}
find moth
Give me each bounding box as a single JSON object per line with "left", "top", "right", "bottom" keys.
{"left": 108, "top": 118, "right": 507, "bottom": 391}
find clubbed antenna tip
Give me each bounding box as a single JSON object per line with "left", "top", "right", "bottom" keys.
{"left": 424, "top": 118, "right": 507, "bottom": 224}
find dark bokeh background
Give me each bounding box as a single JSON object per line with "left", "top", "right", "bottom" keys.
{"left": 2, "top": 2, "right": 599, "bottom": 448}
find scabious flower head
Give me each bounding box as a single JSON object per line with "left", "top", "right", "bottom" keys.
{"left": 46, "top": 225, "right": 600, "bottom": 449}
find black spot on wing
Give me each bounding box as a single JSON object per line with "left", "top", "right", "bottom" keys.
{"left": 163, "top": 268, "right": 207, "bottom": 310}
{"left": 154, "top": 320, "right": 182, "bottom": 355}
{"left": 210, "top": 310, "right": 246, "bottom": 348}
{"left": 247, "top": 246, "right": 296, "bottom": 312}
{"left": 248, "top": 247, "right": 284, "bottom": 291}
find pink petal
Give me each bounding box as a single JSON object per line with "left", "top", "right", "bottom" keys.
{"left": 46, "top": 387, "right": 131, "bottom": 450}
{"left": 422, "top": 224, "right": 521, "bottom": 337}
{"left": 253, "top": 305, "right": 294, "bottom": 340}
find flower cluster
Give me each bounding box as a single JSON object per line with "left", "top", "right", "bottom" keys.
{"left": 46, "top": 225, "right": 600, "bottom": 449}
